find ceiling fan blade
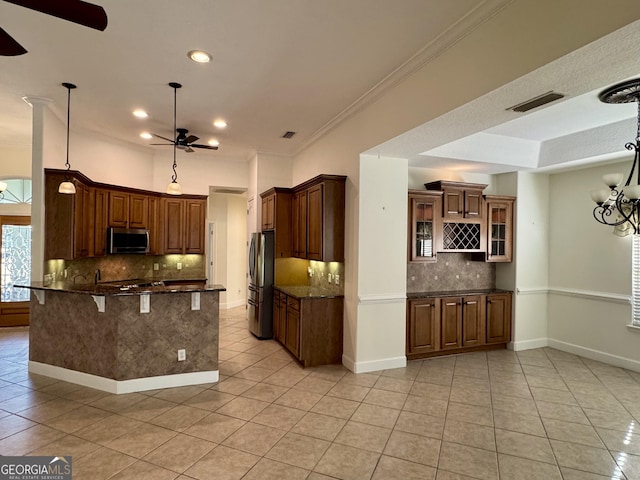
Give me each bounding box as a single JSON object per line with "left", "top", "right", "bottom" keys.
{"left": 191, "top": 144, "right": 219, "bottom": 150}
{"left": 149, "top": 143, "right": 173, "bottom": 146}
{"left": 151, "top": 133, "right": 175, "bottom": 143}
{"left": 185, "top": 147, "right": 195, "bottom": 153}
{"left": 184, "top": 135, "right": 198, "bottom": 144}
{"left": 0, "top": 27, "right": 27, "bottom": 55}
{"left": 4, "top": 0, "right": 108, "bottom": 31}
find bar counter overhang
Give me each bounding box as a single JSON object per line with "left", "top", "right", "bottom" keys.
{"left": 17, "top": 282, "right": 226, "bottom": 394}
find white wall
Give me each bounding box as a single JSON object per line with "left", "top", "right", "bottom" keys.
{"left": 0, "top": 146, "right": 31, "bottom": 177}
{"left": 209, "top": 192, "right": 248, "bottom": 309}
{"left": 512, "top": 171, "right": 550, "bottom": 349}
{"left": 547, "top": 160, "right": 639, "bottom": 369}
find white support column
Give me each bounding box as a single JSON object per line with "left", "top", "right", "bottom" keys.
{"left": 24, "top": 96, "right": 52, "bottom": 283}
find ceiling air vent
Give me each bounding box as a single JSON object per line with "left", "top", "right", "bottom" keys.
{"left": 281, "top": 131, "right": 296, "bottom": 139}
{"left": 507, "top": 91, "right": 565, "bottom": 113}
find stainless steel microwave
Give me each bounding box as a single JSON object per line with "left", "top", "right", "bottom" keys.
{"left": 106, "top": 227, "right": 150, "bottom": 254}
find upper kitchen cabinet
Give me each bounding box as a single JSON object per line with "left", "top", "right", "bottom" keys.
{"left": 260, "top": 187, "right": 293, "bottom": 258}
{"left": 485, "top": 195, "right": 515, "bottom": 263}
{"left": 408, "top": 190, "right": 443, "bottom": 262}
{"left": 107, "top": 191, "right": 149, "bottom": 229}
{"left": 162, "top": 197, "right": 207, "bottom": 254}
{"left": 292, "top": 175, "right": 346, "bottom": 262}
{"left": 425, "top": 180, "right": 487, "bottom": 219}
{"left": 44, "top": 170, "right": 94, "bottom": 260}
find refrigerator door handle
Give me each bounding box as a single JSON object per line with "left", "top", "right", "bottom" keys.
{"left": 248, "top": 236, "right": 256, "bottom": 282}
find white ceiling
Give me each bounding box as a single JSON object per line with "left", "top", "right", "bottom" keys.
{"left": 2, "top": 2, "right": 639, "bottom": 173}
{"left": 0, "top": 0, "right": 512, "bottom": 160}
{"left": 367, "top": 20, "right": 640, "bottom": 174}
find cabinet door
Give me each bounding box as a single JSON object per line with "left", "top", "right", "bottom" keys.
{"left": 185, "top": 199, "right": 206, "bottom": 254}
{"left": 286, "top": 298, "right": 301, "bottom": 358}
{"left": 292, "top": 190, "right": 307, "bottom": 258}
{"left": 464, "top": 189, "right": 483, "bottom": 218}
{"left": 74, "top": 184, "right": 94, "bottom": 258}
{"left": 129, "top": 194, "right": 149, "bottom": 229}
{"left": 148, "top": 196, "right": 161, "bottom": 255}
{"left": 407, "top": 298, "right": 440, "bottom": 354}
{"left": 163, "top": 198, "right": 184, "bottom": 254}
{"left": 409, "top": 193, "right": 441, "bottom": 262}
{"left": 273, "top": 291, "right": 280, "bottom": 340}
{"left": 261, "top": 195, "right": 275, "bottom": 231}
{"left": 441, "top": 298, "right": 462, "bottom": 349}
{"left": 108, "top": 191, "right": 129, "bottom": 228}
{"left": 94, "top": 188, "right": 108, "bottom": 256}
{"left": 486, "top": 293, "right": 512, "bottom": 344}
{"left": 443, "top": 188, "right": 464, "bottom": 218}
{"left": 278, "top": 293, "right": 287, "bottom": 344}
{"left": 486, "top": 198, "right": 513, "bottom": 262}
{"left": 462, "top": 295, "right": 484, "bottom": 347}
{"left": 307, "top": 184, "right": 323, "bottom": 260}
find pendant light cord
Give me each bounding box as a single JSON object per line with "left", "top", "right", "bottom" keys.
{"left": 171, "top": 83, "right": 178, "bottom": 183}
{"left": 62, "top": 83, "right": 76, "bottom": 172}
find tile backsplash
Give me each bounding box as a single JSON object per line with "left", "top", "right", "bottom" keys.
{"left": 45, "top": 254, "right": 206, "bottom": 286}
{"left": 407, "top": 253, "right": 495, "bottom": 293}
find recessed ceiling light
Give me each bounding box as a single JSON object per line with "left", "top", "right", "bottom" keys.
{"left": 208, "top": 139, "right": 220, "bottom": 147}
{"left": 188, "top": 50, "right": 212, "bottom": 63}
{"left": 133, "top": 109, "right": 149, "bottom": 118}
{"left": 213, "top": 119, "right": 227, "bottom": 129}
{"left": 140, "top": 132, "right": 153, "bottom": 139}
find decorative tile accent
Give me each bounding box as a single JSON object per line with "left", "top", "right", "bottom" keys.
{"left": 407, "top": 252, "right": 495, "bottom": 292}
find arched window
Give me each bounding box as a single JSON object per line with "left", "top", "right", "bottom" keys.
{"left": 0, "top": 179, "right": 32, "bottom": 204}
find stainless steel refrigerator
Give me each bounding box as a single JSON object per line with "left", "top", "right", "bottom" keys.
{"left": 248, "top": 231, "right": 274, "bottom": 339}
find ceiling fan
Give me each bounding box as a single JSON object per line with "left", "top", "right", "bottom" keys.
{"left": 1, "top": 0, "right": 108, "bottom": 56}
{"left": 151, "top": 82, "right": 219, "bottom": 153}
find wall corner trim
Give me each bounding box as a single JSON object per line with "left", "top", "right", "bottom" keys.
{"left": 511, "top": 338, "right": 549, "bottom": 351}
{"left": 358, "top": 293, "right": 406, "bottom": 305}
{"left": 343, "top": 354, "right": 407, "bottom": 374}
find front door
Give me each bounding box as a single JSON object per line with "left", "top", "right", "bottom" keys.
{"left": 0, "top": 216, "right": 31, "bottom": 327}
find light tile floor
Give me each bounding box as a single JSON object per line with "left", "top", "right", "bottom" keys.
{"left": 1, "top": 306, "right": 640, "bottom": 479}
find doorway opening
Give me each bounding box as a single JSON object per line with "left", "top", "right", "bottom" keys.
{"left": 0, "top": 216, "right": 31, "bottom": 327}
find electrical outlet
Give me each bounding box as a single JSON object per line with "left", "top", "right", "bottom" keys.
{"left": 335, "top": 274, "right": 340, "bottom": 285}
{"left": 328, "top": 273, "right": 332, "bottom": 283}
{"left": 153, "top": 263, "right": 159, "bottom": 271}
{"left": 178, "top": 349, "right": 186, "bottom": 361}
{"left": 177, "top": 262, "right": 183, "bottom": 270}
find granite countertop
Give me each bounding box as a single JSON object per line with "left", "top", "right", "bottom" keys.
{"left": 17, "top": 281, "right": 226, "bottom": 296}
{"left": 275, "top": 285, "right": 344, "bottom": 299}
{"left": 407, "top": 289, "right": 512, "bottom": 299}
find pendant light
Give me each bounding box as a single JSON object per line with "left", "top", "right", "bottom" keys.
{"left": 166, "top": 82, "right": 182, "bottom": 195}
{"left": 58, "top": 82, "right": 77, "bottom": 194}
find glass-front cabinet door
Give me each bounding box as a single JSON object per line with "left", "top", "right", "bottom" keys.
{"left": 485, "top": 196, "right": 514, "bottom": 262}
{"left": 408, "top": 191, "right": 442, "bottom": 262}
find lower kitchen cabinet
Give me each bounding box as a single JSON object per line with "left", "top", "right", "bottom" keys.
{"left": 273, "top": 288, "right": 343, "bottom": 367}
{"left": 407, "top": 291, "right": 511, "bottom": 360}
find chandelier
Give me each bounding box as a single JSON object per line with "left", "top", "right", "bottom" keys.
{"left": 591, "top": 78, "right": 640, "bottom": 236}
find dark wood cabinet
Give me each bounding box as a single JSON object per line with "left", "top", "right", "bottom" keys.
{"left": 292, "top": 189, "right": 307, "bottom": 258}
{"left": 274, "top": 287, "right": 343, "bottom": 367}
{"left": 462, "top": 295, "right": 484, "bottom": 347}
{"left": 292, "top": 175, "right": 346, "bottom": 262}
{"left": 407, "top": 292, "right": 512, "bottom": 360}
{"left": 486, "top": 293, "right": 512, "bottom": 344}
{"left": 94, "top": 188, "right": 108, "bottom": 256}
{"left": 426, "top": 180, "right": 487, "bottom": 219}
{"left": 408, "top": 190, "right": 442, "bottom": 262}
{"left": 108, "top": 191, "right": 149, "bottom": 229}
{"left": 407, "top": 297, "right": 440, "bottom": 355}
{"left": 45, "top": 169, "right": 207, "bottom": 259}
{"left": 485, "top": 196, "right": 514, "bottom": 263}
{"left": 260, "top": 188, "right": 293, "bottom": 258}
{"left": 161, "top": 198, "right": 207, "bottom": 255}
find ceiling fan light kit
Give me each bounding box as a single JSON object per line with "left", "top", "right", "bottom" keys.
{"left": 591, "top": 78, "right": 640, "bottom": 236}
{"left": 58, "top": 82, "right": 77, "bottom": 195}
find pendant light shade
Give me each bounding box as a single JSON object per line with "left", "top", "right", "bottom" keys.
{"left": 166, "top": 82, "right": 183, "bottom": 195}
{"left": 58, "top": 82, "right": 77, "bottom": 194}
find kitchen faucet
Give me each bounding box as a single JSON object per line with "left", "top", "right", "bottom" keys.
{"left": 94, "top": 269, "right": 101, "bottom": 285}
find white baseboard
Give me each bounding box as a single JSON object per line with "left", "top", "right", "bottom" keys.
{"left": 342, "top": 354, "right": 407, "bottom": 373}
{"left": 511, "top": 337, "right": 548, "bottom": 351}
{"left": 222, "top": 299, "right": 246, "bottom": 310}
{"left": 28, "top": 361, "right": 219, "bottom": 394}
{"left": 547, "top": 339, "right": 640, "bottom": 373}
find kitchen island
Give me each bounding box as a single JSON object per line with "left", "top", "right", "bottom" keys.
{"left": 18, "top": 281, "right": 225, "bottom": 394}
